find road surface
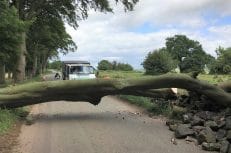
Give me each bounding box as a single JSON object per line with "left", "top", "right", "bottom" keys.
{"left": 13, "top": 96, "right": 211, "bottom": 153}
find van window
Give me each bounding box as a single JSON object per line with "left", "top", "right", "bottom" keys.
{"left": 70, "top": 66, "right": 94, "bottom": 74}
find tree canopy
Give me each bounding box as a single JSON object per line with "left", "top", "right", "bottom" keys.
{"left": 210, "top": 47, "right": 231, "bottom": 74}
{"left": 165, "top": 35, "right": 214, "bottom": 73}
{"left": 0, "top": 0, "right": 139, "bottom": 83}
{"left": 142, "top": 48, "right": 176, "bottom": 75}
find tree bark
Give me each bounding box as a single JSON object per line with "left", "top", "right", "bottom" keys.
{"left": 219, "top": 82, "right": 231, "bottom": 93}
{"left": 32, "top": 55, "right": 38, "bottom": 76}
{"left": 0, "top": 64, "right": 5, "bottom": 84}
{"left": 14, "top": 32, "right": 26, "bottom": 82}
{"left": 0, "top": 74, "right": 230, "bottom": 108}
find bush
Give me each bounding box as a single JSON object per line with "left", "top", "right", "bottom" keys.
{"left": 142, "top": 48, "right": 176, "bottom": 75}
{"left": 210, "top": 47, "right": 231, "bottom": 74}
{"left": 116, "top": 63, "right": 133, "bottom": 71}
{"left": 98, "top": 60, "right": 133, "bottom": 71}
{"left": 97, "top": 60, "right": 113, "bottom": 70}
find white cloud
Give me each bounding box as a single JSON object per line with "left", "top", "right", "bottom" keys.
{"left": 61, "top": 1, "right": 231, "bottom": 69}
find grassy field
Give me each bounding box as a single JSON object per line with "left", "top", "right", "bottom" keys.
{"left": 98, "top": 70, "right": 231, "bottom": 84}
{"left": 98, "top": 70, "right": 145, "bottom": 79}
{"left": 198, "top": 74, "right": 231, "bottom": 84}
{"left": 99, "top": 70, "right": 231, "bottom": 116}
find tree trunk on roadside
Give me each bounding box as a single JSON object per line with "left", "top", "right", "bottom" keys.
{"left": 14, "top": 32, "right": 26, "bottom": 82}
{"left": 0, "top": 64, "right": 5, "bottom": 84}
{"left": 32, "top": 55, "right": 38, "bottom": 76}
{"left": 8, "top": 71, "right": 11, "bottom": 79}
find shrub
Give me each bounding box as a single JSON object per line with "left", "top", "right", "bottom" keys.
{"left": 142, "top": 48, "right": 176, "bottom": 75}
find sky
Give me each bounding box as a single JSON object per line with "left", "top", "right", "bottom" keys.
{"left": 60, "top": 0, "right": 231, "bottom": 69}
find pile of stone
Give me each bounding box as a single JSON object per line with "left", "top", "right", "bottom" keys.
{"left": 166, "top": 94, "right": 231, "bottom": 152}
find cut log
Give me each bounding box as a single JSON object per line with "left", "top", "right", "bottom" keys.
{"left": 0, "top": 74, "right": 230, "bottom": 108}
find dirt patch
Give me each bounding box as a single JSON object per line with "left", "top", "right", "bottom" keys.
{"left": 0, "top": 121, "right": 22, "bottom": 153}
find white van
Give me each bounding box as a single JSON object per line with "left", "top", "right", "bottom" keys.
{"left": 62, "top": 61, "right": 96, "bottom": 80}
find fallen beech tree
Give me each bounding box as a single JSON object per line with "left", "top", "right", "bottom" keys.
{"left": 0, "top": 74, "right": 230, "bottom": 108}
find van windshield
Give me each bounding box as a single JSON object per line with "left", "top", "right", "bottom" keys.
{"left": 70, "top": 66, "right": 94, "bottom": 74}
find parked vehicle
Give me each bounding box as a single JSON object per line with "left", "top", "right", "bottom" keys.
{"left": 62, "top": 61, "right": 96, "bottom": 80}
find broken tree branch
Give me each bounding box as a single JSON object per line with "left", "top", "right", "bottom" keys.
{"left": 0, "top": 74, "right": 230, "bottom": 108}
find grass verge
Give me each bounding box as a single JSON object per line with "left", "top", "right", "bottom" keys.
{"left": 118, "top": 95, "right": 172, "bottom": 116}
{"left": 0, "top": 107, "right": 29, "bottom": 134}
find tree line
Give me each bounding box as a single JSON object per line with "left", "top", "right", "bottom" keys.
{"left": 142, "top": 35, "right": 231, "bottom": 75}
{"left": 0, "top": 0, "right": 138, "bottom": 84}
{"left": 97, "top": 60, "right": 133, "bottom": 71}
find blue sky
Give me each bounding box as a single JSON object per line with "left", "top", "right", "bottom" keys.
{"left": 61, "top": 0, "right": 231, "bottom": 69}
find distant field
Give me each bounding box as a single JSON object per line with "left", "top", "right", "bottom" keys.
{"left": 198, "top": 74, "right": 231, "bottom": 84}
{"left": 98, "top": 70, "right": 145, "bottom": 79}
{"left": 98, "top": 70, "right": 231, "bottom": 84}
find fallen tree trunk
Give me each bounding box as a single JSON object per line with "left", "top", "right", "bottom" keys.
{"left": 219, "top": 81, "right": 231, "bottom": 93}
{"left": 0, "top": 74, "right": 230, "bottom": 108}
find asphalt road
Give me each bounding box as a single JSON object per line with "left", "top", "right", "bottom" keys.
{"left": 13, "top": 96, "right": 211, "bottom": 153}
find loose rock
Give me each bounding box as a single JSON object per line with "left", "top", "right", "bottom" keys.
{"left": 216, "top": 129, "right": 226, "bottom": 141}
{"left": 183, "top": 113, "right": 193, "bottom": 124}
{"left": 191, "top": 115, "right": 204, "bottom": 126}
{"left": 169, "top": 124, "right": 177, "bottom": 131}
{"left": 201, "top": 142, "right": 220, "bottom": 151}
{"left": 220, "top": 140, "right": 229, "bottom": 153}
{"left": 198, "top": 127, "right": 216, "bottom": 144}
{"left": 226, "top": 130, "right": 231, "bottom": 142}
{"left": 175, "top": 124, "right": 194, "bottom": 138}
{"left": 204, "top": 121, "right": 218, "bottom": 131}
{"left": 226, "top": 116, "right": 231, "bottom": 130}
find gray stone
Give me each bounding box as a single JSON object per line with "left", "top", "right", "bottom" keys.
{"left": 228, "top": 145, "right": 231, "bottom": 153}
{"left": 169, "top": 124, "right": 177, "bottom": 131}
{"left": 183, "top": 113, "right": 193, "bottom": 124}
{"left": 217, "top": 120, "right": 226, "bottom": 128}
{"left": 227, "top": 130, "right": 231, "bottom": 142}
{"left": 225, "top": 108, "right": 231, "bottom": 117}
{"left": 226, "top": 116, "right": 231, "bottom": 130}
{"left": 196, "top": 111, "right": 215, "bottom": 121}
{"left": 193, "top": 126, "right": 205, "bottom": 133}
{"left": 216, "top": 129, "right": 227, "bottom": 141}
{"left": 220, "top": 140, "right": 229, "bottom": 153}
{"left": 204, "top": 121, "right": 218, "bottom": 131}
{"left": 191, "top": 115, "right": 204, "bottom": 126}
{"left": 202, "top": 142, "right": 221, "bottom": 151}
{"left": 185, "top": 136, "right": 198, "bottom": 144}
{"left": 175, "top": 124, "right": 194, "bottom": 139}
{"left": 198, "top": 127, "right": 216, "bottom": 144}
{"left": 166, "top": 119, "right": 182, "bottom": 126}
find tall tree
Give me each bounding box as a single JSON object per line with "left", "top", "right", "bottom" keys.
{"left": 0, "top": 0, "right": 25, "bottom": 84}
{"left": 9, "top": 0, "right": 139, "bottom": 82}
{"left": 26, "top": 12, "right": 76, "bottom": 76}
{"left": 211, "top": 47, "right": 231, "bottom": 74}
{"left": 166, "top": 35, "right": 214, "bottom": 72}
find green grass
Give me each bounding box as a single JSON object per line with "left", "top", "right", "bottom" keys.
{"left": 198, "top": 74, "right": 231, "bottom": 84}
{"left": 98, "top": 70, "right": 231, "bottom": 84}
{"left": 0, "top": 107, "right": 29, "bottom": 134}
{"left": 118, "top": 95, "right": 172, "bottom": 116}
{"left": 98, "top": 70, "right": 145, "bottom": 79}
